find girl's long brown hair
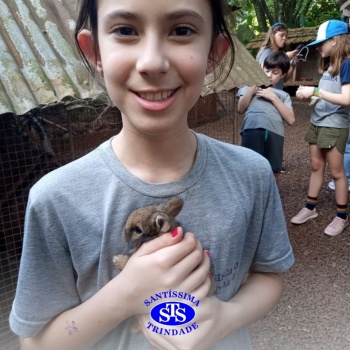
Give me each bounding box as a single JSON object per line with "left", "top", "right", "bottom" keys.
{"left": 319, "top": 34, "right": 350, "bottom": 76}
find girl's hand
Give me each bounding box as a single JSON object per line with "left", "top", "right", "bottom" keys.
{"left": 116, "top": 228, "right": 211, "bottom": 315}
{"left": 286, "top": 49, "right": 298, "bottom": 60}
{"left": 296, "top": 86, "right": 315, "bottom": 99}
{"left": 138, "top": 296, "right": 229, "bottom": 350}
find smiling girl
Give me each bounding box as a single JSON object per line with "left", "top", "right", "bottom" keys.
{"left": 10, "top": 0, "right": 294, "bottom": 349}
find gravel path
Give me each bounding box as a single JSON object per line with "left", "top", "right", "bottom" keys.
{"left": 249, "top": 101, "right": 350, "bottom": 350}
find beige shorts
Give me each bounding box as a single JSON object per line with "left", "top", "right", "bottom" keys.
{"left": 304, "top": 124, "right": 349, "bottom": 154}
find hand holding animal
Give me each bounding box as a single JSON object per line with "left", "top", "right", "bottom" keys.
{"left": 113, "top": 197, "right": 184, "bottom": 270}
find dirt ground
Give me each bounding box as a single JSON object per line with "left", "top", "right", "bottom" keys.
{"left": 247, "top": 100, "right": 350, "bottom": 350}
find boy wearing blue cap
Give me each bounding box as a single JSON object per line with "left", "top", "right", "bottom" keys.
{"left": 292, "top": 20, "right": 350, "bottom": 236}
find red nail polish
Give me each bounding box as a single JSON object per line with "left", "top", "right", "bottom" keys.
{"left": 171, "top": 227, "right": 178, "bottom": 237}
{"left": 205, "top": 250, "right": 210, "bottom": 257}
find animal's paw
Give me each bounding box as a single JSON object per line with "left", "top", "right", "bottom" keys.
{"left": 112, "top": 254, "right": 130, "bottom": 270}
{"left": 309, "top": 96, "right": 320, "bottom": 106}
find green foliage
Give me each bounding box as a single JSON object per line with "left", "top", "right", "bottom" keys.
{"left": 306, "top": 0, "right": 341, "bottom": 25}
{"left": 227, "top": 0, "right": 342, "bottom": 38}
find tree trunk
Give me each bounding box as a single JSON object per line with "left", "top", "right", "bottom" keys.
{"left": 251, "top": 0, "right": 269, "bottom": 32}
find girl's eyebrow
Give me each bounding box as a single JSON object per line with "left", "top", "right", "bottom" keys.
{"left": 165, "top": 9, "right": 205, "bottom": 23}
{"left": 102, "top": 9, "right": 205, "bottom": 24}
{"left": 102, "top": 10, "right": 141, "bottom": 23}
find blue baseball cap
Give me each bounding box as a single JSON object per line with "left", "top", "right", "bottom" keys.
{"left": 307, "top": 20, "right": 349, "bottom": 47}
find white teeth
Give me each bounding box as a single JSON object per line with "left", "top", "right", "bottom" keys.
{"left": 139, "top": 91, "right": 173, "bottom": 102}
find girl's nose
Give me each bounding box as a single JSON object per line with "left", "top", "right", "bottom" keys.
{"left": 136, "top": 37, "right": 170, "bottom": 77}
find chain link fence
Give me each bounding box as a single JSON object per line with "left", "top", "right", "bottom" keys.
{"left": 0, "top": 91, "right": 237, "bottom": 350}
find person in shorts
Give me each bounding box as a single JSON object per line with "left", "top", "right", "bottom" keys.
{"left": 237, "top": 51, "right": 295, "bottom": 182}
{"left": 291, "top": 20, "right": 350, "bottom": 236}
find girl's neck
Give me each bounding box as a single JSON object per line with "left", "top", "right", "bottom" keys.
{"left": 111, "top": 128, "right": 198, "bottom": 183}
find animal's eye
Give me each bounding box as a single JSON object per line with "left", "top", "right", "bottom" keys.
{"left": 134, "top": 226, "right": 143, "bottom": 234}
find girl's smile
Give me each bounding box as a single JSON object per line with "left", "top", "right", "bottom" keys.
{"left": 136, "top": 90, "right": 175, "bottom": 102}
{"left": 134, "top": 88, "right": 178, "bottom": 112}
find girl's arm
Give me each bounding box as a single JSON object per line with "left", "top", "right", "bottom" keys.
{"left": 237, "top": 86, "right": 256, "bottom": 114}
{"left": 256, "top": 88, "right": 295, "bottom": 126}
{"left": 297, "top": 84, "right": 350, "bottom": 107}
{"left": 284, "top": 50, "right": 299, "bottom": 83}
{"left": 20, "top": 230, "right": 210, "bottom": 350}
{"left": 318, "top": 83, "right": 350, "bottom": 107}
{"left": 140, "top": 271, "right": 283, "bottom": 350}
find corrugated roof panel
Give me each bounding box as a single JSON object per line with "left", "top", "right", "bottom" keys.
{"left": 0, "top": 0, "right": 271, "bottom": 115}
{"left": 0, "top": 0, "right": 104, "bottom": 115}
{"left": 202, "top": 36, "right": 270, "bottom": 95}
{"left": 246, "top": 26, "right": 319, "bottom": 50}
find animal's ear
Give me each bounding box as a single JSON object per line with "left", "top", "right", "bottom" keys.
{"left": 155, "top": 213, "right": 172, "bottom": 233}
{"left": 163, "top": 197, "right": 184, "bottom": 217}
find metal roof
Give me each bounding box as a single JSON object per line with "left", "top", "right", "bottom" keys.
{"left": 202, "top": 36, "right": 270, "bottom": 95}
{"left": 246, "top": 26, "right": 319, "bottom": 50}
{"left": 0, "top": 0, "right": 269, "bottom": 115}
{"left": 0, "top": 0, "right": 104, "bottom": 115}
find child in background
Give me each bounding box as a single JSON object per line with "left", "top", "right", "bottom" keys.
{"left": 9, "top": 0, "right": 294, "bottom": 349}
{"left": 291, "top": 20, "right": 350, "bottom": 237}
{"left": 257, "top": 22, "right": 299, "bottom": 90}
{"left": 238, "top": 51, "right": 295, "bottom": 182}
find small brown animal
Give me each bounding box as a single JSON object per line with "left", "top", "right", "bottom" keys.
{"left": 113, "top": 197, "right": 184, "bottom": 270}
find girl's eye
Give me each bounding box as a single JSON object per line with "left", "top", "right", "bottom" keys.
{"left": 111, "top": 26, "right": 136, "bottom": 36}
{"left": 171, "top": 26, "right": 194, "bottom": 36}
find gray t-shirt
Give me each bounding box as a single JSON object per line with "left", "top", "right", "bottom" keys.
{"left": 237, "top": 86, "right": 293, "bottom": 137}
{"left": 10, "top": 133, "right": 294, "bottom": 349}
{"left": 311, "top": 58, "right": 350, "bottom": 128}
{"left": 257, "top": 47, "right": 284, "bottom": 90}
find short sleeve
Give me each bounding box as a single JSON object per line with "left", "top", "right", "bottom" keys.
{"left": 257, "top": 48, "right": 272, "bottom": 65}
{"left": 9, "top": 191, "right": 81, "bottom": 337}
{"left": 237, "top": 86, "right": 248, "bottom": 97}
{"left": 340, "top": 59, "right": 350, "bottom": 85}
{"left": 282, "top": 92, "right": 293, "bottom": 110}
{"left": 251, "top": 173, "right": 295, "bottom": 272}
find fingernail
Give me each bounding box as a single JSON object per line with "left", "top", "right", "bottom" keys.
{"left": 171, "top": 227, "right": 178, "bottom": 237}
{"left": 205, "top": 250, "right": 210, "bottom": 257}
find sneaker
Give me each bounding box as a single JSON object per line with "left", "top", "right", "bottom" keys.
{"left": 280, "top": 166, "right": 287, "bottom": 174}
{"left": 328, "top": 180, "right": 350, "bottom": 191}
{"left": 324, "top": 216, "right": 349, "bottom": 236}
{"left": 291, "top": 208, "right": 318, "bottom": 224}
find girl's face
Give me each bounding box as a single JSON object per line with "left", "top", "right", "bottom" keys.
{"left": 316, "top": 38, "right": 334, "bottom": 58}
{"left": 274, "top": 30, "right": 287, "bottom": 49}
{"left": 83, "top": 0, "right": 226, "bottom": 137}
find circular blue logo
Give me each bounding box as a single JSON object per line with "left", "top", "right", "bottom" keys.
{"left": 150, "top": 302, "right": 195, "bottom": 326}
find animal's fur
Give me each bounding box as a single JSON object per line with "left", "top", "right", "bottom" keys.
{"left": 113, "top": 197, "right": 184, "bottom": 270}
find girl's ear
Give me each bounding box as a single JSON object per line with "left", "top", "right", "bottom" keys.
{"left": 77, "top": 29, "right": 103, "bottom": 74}
{"left": 207, "top": 34, "right": 230, "bottom": 74}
